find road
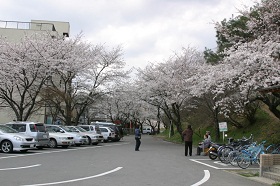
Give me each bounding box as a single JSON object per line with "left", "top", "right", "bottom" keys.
{"left": 0, "top": 135, "right": 268, "bottom": 186}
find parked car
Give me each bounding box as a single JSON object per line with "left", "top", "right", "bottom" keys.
{"left": 46, "top": 129, "right": 75, "bottom": 148}
{"left": 6, "top": 121, "right": 49, "bottom": 149}
{"left": 99, "top": 126, "right": 116, "bottom": 142}
{"left": 92, "top": 122, "right": 123, "bottom": 141}
{"left": 0, "top": 125, "right": 36, "bottom": 153}
{"left": 67, "top": 126, "right": 103, "bottom": 145}
{"left": 45, "top": 125, "right": 87, "bottom": 146}
{"left": 78, "top": 124, "right": 102, "bottom": 135}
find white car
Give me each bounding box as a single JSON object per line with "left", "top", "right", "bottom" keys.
{"left": 45, "top": 125, "right": 88, "bottom": 146}
{"left": 47, "top": 130, "right": 75, "bottom": 148}
{"left": 67, "top": 126, "right": 103, "bottom": 145}
{"left": 99, "top": 127, "right": 116, "bottom": 142}
{"left": 0, "top": 125, "right": 36, "bottom": 153}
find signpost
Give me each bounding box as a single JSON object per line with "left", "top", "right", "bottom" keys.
{"left": 219, "top": 122, "right": 228, "bottom": 142}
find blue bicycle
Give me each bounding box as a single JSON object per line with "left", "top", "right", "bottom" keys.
{"left": 236, "top": 141, "right": 266, "bottom": 169}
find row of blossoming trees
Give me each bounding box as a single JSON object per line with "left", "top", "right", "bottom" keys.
{"left": 0, "top": 33, "right": 127, "bottom": 125}
{"left": 117, "top": 0, "right": 279, "bottom": 141}
{"left": 0, "top": 1, "right": 278, "bottom": 141}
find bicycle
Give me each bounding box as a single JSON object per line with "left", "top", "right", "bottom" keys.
{"left": 227, "top": 142, "right": 256, "bottom": 166}
{"left": 218, "top": 134, "right": 253, "bottom": 164}
{"left": 236, "top": 140, "right": 266, "bottom": 169}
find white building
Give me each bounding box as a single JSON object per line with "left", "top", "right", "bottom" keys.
{"left": 0, "top": 20, "right": 70, "bottom": 41}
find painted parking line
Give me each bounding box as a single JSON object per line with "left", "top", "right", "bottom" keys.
{"left": 0, "top": 164, "right": 41, "bottom": 171}
{"left": 191, "top": 170, "right": 210, "bottom": 186}
{"left": 21, "top": 167, "right": 123, "bottom": 186}
{"left": 190, "top": 159, "right": 258, "bottom": 170}
{"left": 0, "top": 143, "right": 130, "bottom": 160}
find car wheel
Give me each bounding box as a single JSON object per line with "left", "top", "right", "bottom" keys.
{"left": 49, "top": 139, "right": 57, "bottom": 148}
{"left": 1, "top": 140, "right": 13, "bottom": 153}
{"left": 87, "top": 136, "right": 92, "bottom": 145}
{"left": 92, "top": 142, "right": 98, "bottom": 145}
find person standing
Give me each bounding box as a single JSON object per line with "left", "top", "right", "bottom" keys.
{"left": 182, "top": 125, "right": 193, "bottom": 156}
{"left": 135, "top": 125, "right": 141, "bottom": 151}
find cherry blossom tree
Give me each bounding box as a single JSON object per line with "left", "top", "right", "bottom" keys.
{"left": 91, "top": 80, "right": 137, "bottom": 125}
{"left": 136, "top": 47, "right": 207, "bottom": 138}
{"left": 0, "top": 31, "right": 127, "bottom": 124}
{"left": 213, "top": 0, "right": 280, "bottom": 120}
{"left": 0, "top": 33, "right": 59, "bottom": 121}
{"left": 44, "top": 41, "right": 127, "bottom": 125}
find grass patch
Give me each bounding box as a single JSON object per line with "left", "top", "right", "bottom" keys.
{"left": 158, "top": 130, "right": 183, "bottom": 144}
{"left": 156, "top": 104, "right": 280, "bottom": 146}
{"left": 238, "top": 171, "right": 259, "bottom": 177}
{"left": 272, "top": 183, "right": 280, "bottom": 186}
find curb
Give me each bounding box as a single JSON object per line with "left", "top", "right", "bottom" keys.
{"left": 225, "top": 170, "right": 277, "bottom": 185}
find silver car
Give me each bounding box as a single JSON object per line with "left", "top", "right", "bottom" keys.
{"left": 67, "top": 126, "right": 103, "bottom": 145}
{"left": 6, "top": 121, "right": 49, "bottom": 149}
{"left": 47, "top": 130, "right": 75, "bottom": 148}
{"left": 45, "top": 125, "right": 88, "bottom": 146}
{"left": 0, "top": 125, "right": 36, "bottom": 153}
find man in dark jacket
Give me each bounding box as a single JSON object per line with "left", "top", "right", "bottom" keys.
{"left": 182, "top": 125, "right": 193, "bottom": 156}
{"left": 135, "top": 125, "right": 141, "bottom": 151}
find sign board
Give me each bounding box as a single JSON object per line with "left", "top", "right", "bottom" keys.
{"left": 219, "top": 122, "right": 228, "bottom": 132}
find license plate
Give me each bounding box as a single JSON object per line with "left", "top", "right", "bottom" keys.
{"left": 43, "top": 135, "right": 48, "bottom": 138}
{"left": 30, "top": 144, "right": 35, "bottom": 148}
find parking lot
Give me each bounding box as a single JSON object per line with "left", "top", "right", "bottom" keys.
{"left": 0, "top": 135, "right": 267, "bottom": 186}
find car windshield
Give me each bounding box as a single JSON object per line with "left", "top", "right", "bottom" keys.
{"left": 75, "top": 126, "right": 87, "bottom": 132}
{"left": 0, "top": 125, "right": 19, "bottom": 133}
{"left": 67, "top": 127, "right": 79, "bottom": 132}
{"left": 60, "top": 126, "right": 72, "bottom": 132}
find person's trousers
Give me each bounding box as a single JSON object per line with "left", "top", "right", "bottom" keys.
{"left": 135, "top": 137, "right": 141, "bottom": 150}
{"left": 185, "top": 141, "right": 192, "bottom": 156}
{"left": 197, "top": 147, "right": 202, "bottom": 155}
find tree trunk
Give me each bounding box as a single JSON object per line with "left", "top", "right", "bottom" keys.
{"left": 256, "top": 94, "right": 280, "bottom": 120}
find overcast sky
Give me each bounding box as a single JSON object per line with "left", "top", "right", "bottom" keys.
{"left": 0, "top": 0, "right": 259, "bottom": 69}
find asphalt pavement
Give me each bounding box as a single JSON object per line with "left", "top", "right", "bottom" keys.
{"left": 0, "top": 135, "right": 277, "bottom": 186}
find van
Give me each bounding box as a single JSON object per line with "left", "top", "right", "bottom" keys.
{"left": 6, "top": 121, "right": 49, "bottom": 149}
{"left": 142, "top": 126, "right": 153, "bottom": 135}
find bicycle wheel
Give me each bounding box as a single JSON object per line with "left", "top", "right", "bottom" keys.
{"left": 228, "top": 150, "right": 240, "bottom": 166}
{"left": 219, "top": 147, "right": 233, "bottom": 164}
{"left": 217, "top": 146, "right": 224, "bottom": 161}
{"left": 237, "top": 152, "right": 251, "bottom": 169}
